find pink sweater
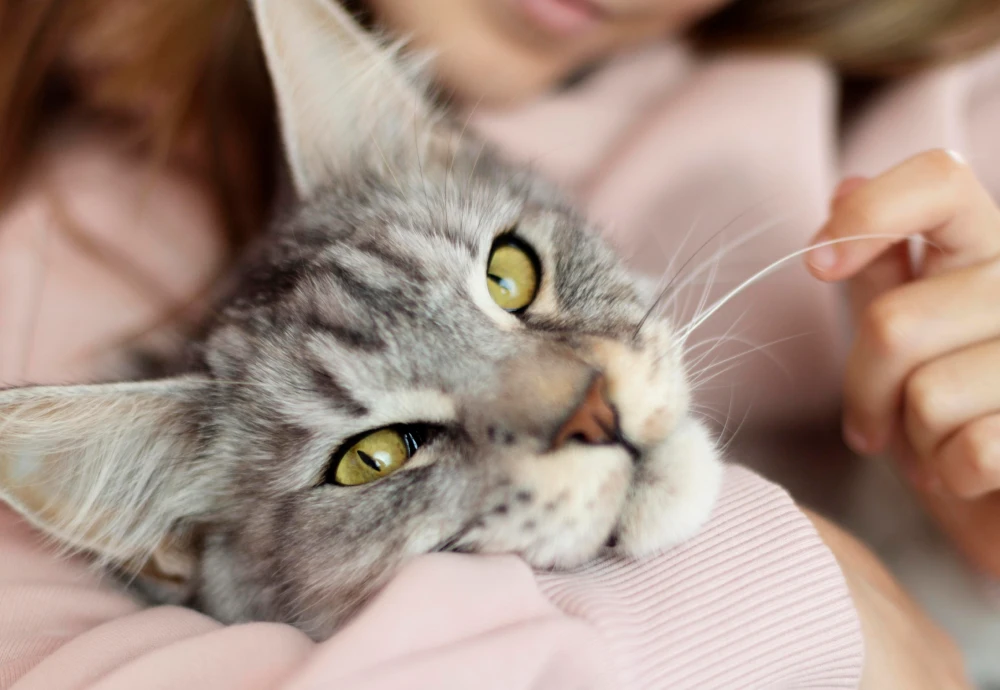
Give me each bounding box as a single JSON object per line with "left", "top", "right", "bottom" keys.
{"left": 3, "top": 40, "right": 1000, "bottom": 690}
{"left": 1, "top": 467, "right": 860, "bottom": 690}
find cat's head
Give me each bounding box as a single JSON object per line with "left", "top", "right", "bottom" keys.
{"left": 0, "top": 0, "right": 722, "bottom": 638}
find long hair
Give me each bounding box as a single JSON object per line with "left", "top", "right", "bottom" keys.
{"left": 694, "top": 0, "right": 1000, "bottom": 75}
{"left": 0, "top": 0, "right": 276, "bottom": 253}
{"left": 2, "top": 0, "right": 999, "bottom": 255}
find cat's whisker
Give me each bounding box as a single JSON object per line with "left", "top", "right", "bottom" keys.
{"left": 688, "top": 404, "right": 732, "bottom": 431}
{"left": 683, "top": 313, "right": 749, "bottom": 370}
{"left": 451, "top": 94, "right": 485, "bottom": 185}
{"left": 666, "top": 228, "right": 775, "bottom": 320}
{"left": 718, "top": 399, "right": 753, "bottom": 455}
{"left": 465, "top": 139, "right": 489, "bottom": 198}
{"left": 655, "top": 194, "right": 779, "bottom": 291}
{"left": 688, "top": 332, "right": 805, "bottom": 391}
{"left": 634, "top": 223, "right": 733, "bottom": 337}
{"left": 686, "top": 245, "right": 724, "bottom": 333}
{"left": 635, "top": 212, "right": 785, "bottom": 337}
{"left": 714, "top": 387, "right": 737, "bottom": 441}
{"left": 647, "top": 211, "right": 704, "bottom": 313}
{"left": 689, "top": 362, "right": 750, "bottom": 393}
{"left": 679, "top": 234, "right": 937, "bottom": 342}
{"left": 663, "top": 216, "right": 786, "bottom": 324}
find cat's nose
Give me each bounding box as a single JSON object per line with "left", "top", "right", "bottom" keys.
{"left": 551, "top": 374, "right": 619, "bottom": 451}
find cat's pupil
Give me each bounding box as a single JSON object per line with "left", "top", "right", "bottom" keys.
{"left": 356, "top": 450, "right": 382, "bottom": 472}
{"left": 488, "top": 273, "right": 515, "bottom": 298}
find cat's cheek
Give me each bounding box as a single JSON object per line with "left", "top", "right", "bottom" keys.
{"left": 499, "top": 446, "right": 632, "bottom": 569}
{"left": 615, "top": 418, "right": 724, "bottom": 558}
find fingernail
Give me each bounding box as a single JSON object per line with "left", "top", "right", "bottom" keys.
{"left": 843, "top": 424, "right": 872, "bottom": 454}
{"left": 946, "top": 148, "right": 967, "bottom": 166}
{"left": 808, "top": 244, "right": 838, "bottom": 271}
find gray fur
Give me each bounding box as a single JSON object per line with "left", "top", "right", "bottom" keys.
{"left": 0, "top": 0, "right": 722, "bottom": 639}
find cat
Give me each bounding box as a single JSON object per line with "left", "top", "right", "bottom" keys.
{"left": 0, "top": 0, "right": 723, "bottom": 640}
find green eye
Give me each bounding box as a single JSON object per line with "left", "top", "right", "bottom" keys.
{"left": 331, "top": 428, "right": 415, "bottom": 486}
{"left": 487, "top": 238, "right": 540, "bottom": 313}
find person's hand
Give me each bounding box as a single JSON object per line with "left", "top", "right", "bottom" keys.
{"left": 804, "top": 149, "right": 1000, "bottom": 576}
{"left": 802, "top": 508, "right": 970, "bottom": 689}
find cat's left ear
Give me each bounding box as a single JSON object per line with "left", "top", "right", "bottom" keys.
{"left": 251, "top": 0, "right": 443, "bottom": 197}
{"left": 0, "top": 379, "right": 216, "bottom": 584}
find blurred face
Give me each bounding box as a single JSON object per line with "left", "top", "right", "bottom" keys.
{"left": 365, "top": 0, "right": 730, "bottom": 104}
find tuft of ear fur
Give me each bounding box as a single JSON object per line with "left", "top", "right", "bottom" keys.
{"left": 0, "top": 378, "right": 212, "bottom": 576}
{"left": 250, "top": 0, "right": 440, "bottom": 197}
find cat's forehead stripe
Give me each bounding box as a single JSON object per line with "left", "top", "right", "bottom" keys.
{"left": 307, "top": 366, "right": 369, "bottom": 418}
{"left": 303, "top": 315, "right": 387, "bottom": 353}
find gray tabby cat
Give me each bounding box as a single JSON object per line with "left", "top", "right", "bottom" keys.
{"left": 0, "top": 0, "right": 722, "bottom": 639}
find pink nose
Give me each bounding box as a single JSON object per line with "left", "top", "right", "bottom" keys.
{"left": 551, "top": 374, "right": 618, "bottom": 450}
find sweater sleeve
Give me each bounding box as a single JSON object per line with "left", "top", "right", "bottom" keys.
{"left": 842, "top": 44, "right": 1000, "bottom": 195}
{"left": 537, "top": 464, "right": 863, "bottom": 690}
{"left": 1, "top": 465, "right": 862, "bottom": 690}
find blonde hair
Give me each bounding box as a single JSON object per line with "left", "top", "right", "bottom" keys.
{"left": 694, "top": 0, "right": 1000, "bottom": 75}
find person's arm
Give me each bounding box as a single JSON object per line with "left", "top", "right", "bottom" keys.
{"left": 0, "top": 124, "right": 954, "bottom": 690}
{"left": 805, "top": 508, "right": 968, "bottom": 689}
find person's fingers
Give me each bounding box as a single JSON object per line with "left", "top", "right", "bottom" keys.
{"left": 903, "top": 339, "right": 1000, "bottom": 470}
{"left": 827, "top": 176, "right": 915, "bottom": 317}
{"left": 842, "top": 259, "right": 1000, "bottom": 453}
{"left": 807, "top": 149, "right": 1000, "bottom": 281}
{"left": 846, "top": 241, "right": 913, "bottom": 319}
{"left": 920, "top": 488, "right": 1000, "bottom": 578}
{"left": 831, "top": 176, "right": 870, "bottom": 208}
{"left": 934, "top": 413, "right": 1000, "bottom": 500}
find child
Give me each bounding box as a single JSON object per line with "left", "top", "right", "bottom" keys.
{"left": 2, "top": 0, "right": 998, "bottom": 686}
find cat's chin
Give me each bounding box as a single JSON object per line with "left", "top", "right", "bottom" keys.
{"left": 611, "top": 417, "right": 724, "bottom": 559}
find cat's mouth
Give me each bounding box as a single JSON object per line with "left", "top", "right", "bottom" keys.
{"left": 608, "top": 431, "right": 642, "bottom": 463}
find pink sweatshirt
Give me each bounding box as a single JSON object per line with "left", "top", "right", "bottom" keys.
{"left": 1, "top": 466, "right": 860, "bottom": 690}
{"left": 3, "top": 39, "right": 1000, "bottom": 690}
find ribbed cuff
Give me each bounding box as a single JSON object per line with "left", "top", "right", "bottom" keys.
{"left": 535, "top": 465, "right": 864, "bottom": 690}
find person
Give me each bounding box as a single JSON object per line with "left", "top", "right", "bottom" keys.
{"left": 1, "top": 0, "right": 998, "bottom": 687}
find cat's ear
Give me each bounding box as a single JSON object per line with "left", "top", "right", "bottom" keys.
{"left": 0, "top": 378, "right": 214, "bottom": 581}
{"left": 251, "top": 0, "right": 439, "bottom": 197}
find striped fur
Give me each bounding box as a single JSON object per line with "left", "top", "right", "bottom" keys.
{"left": 0, "top": 0, "right": 722, "bottom": 639}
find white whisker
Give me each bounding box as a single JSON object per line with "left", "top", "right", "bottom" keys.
{"left": 680, "top": 234, "right": 931, "bottom": 341}
{"left": 665, "top": 216, "right": 786, "bottom": 321}
{"left": 688, "top": 332, "right": 805, "bottom": 391}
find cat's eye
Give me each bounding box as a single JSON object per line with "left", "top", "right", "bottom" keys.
{"left": 327, "top": 426, "right": 425, "bottom": 486}
{"left": 487, "top": 237, "right": 540, "bottom": 313}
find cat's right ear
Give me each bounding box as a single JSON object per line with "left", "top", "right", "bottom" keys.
{"left": 251, "top": 0, "right": 440, "bottom": 198}
{"left": 0, "top": 378, "right": 214, "bottom": 580}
